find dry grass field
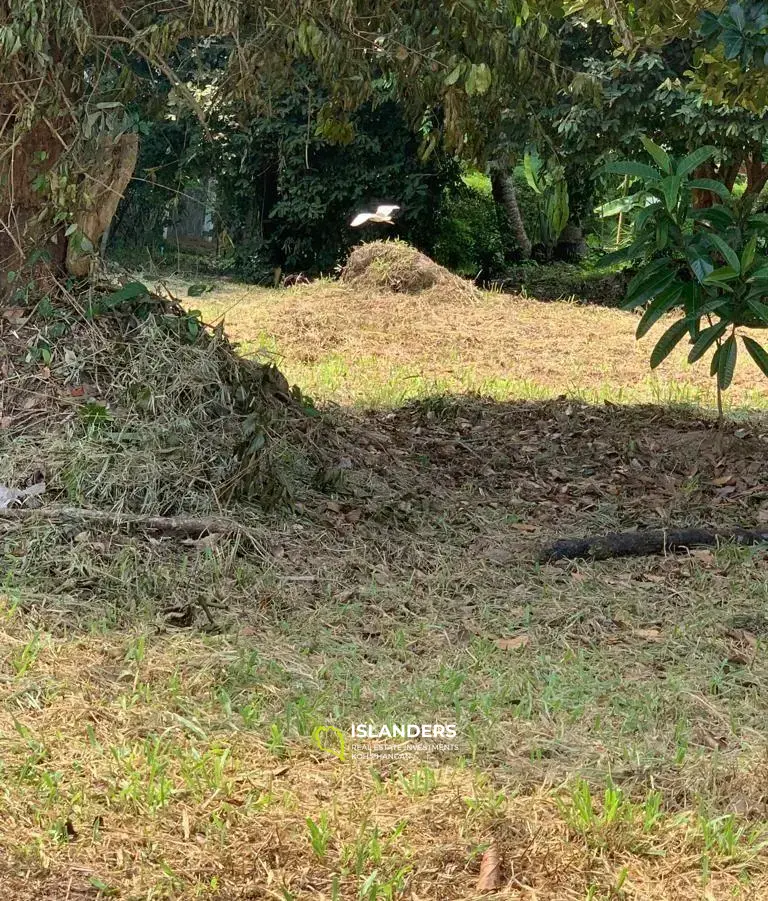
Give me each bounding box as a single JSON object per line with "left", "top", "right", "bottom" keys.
{"left": 175, "top": 277, "right": 768, "bottom": 410}
{"left": 3, "top": 272, "right": 768, "bottom": 899}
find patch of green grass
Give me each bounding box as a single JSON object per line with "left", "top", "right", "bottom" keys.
{"left": 242, "top": 347, "right": 768, "bottom": 411}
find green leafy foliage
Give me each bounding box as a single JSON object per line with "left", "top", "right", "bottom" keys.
{"left": 699, "top": 3, "right": 768, "bottom": 71}
{"left": 431, "top": 181, "right": 506, "bottom": 279}
{"left": 432, "top": 171, "right": 538, "bottom": 278}
{"left": 113, "top": 68, "right": 461, "bottom": 278}
{"left": 601, "top": 138, "right": 768, "bottom": 395}
{"left": 522, "top": 149, "right": 571, "bottom": 250}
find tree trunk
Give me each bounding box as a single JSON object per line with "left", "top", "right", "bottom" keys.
{"left": 0, "top": 120, "right": 68, "bottom": 295}
{"left": 692, "top": 157, "right": 742, "bottom": 208}
{"left": 67, "top": 133, "right": 139, "bottom": 278}
{"left": 745, "top": 150, "right": 768, "bottom": 199}
{"left": 0, "top": 121, "right": 138, "bottom": 292}
{"left": 491, "top": 167, "right": 532, "bottom": 260}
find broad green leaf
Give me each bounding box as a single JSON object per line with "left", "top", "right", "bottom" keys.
{"left": 747, "top": 298, "right": 768, "bottom": 324}
{"left": 634, "top": 201, "right": 663, "bottom": 233}
{"left": 656, "top": 217, "right": 669, "bottom": 250}
{"left": 688, "top": 320, "right": 727, "bottom": 363}
{"left": 700, "top": 10, "right": 721, "bottom": 37}
{"left": 465, "top": 62, "right": 492, "bottom": 96}
{"left": 743, "top": 335, "right": 768, "bottom": 378}
{"left": 523, "top": 149, "right": 543, "bottom": 194}
{"left": 702, "top": 265, "right": 738, "bottom": 285}
{"left": 650, "top": 318, "right": 690, "bottom": 369}
{"left": 681, "top": 280, "right": 703, "bottom": 339}
{"left": 741, "top": 235, "right": 758, "bottom": 273}
{"left": 689, "top": 255, "right": 715, "bottom": 284}
{"left": 689, "top": 205, "right": 735, "bottom": 229}
{"left": 106, "top": 281, "right": 149, "bottom": 305}
{"left": 729, "top": 3, "right": 746, "bottom": 29}
{"left": 640, "top": 136, "right": 672, "bottom": 174}
{"left": 722, "top": 29, "right": 744, "bottom": 59}
{"left": 684, "top": 296, "right": 730, "bottom": 320}
{"left": 599, "top": 161, "right": 660, "bottom": 181}
{"left": 624, "top": 270, "right": 677, "bottom": 311}
{"left": 636, "top": 284, "right": 684, "bottom": 338}
{"left": 687, "top": 178, "right": 733, "bottom": 200}
{"left": 718, "top": 334, "right": 737, "bottom": 390}
{"left": 595, "top": 193, "right": 645, "bottom": 218}
{"left": 547, "top": 180, "right": 569, "bottom": 238}
{"left": 749, "top": 265, "right": 768, "bottom": 281}
{"left": 444, "top": 63, "right": 463, "bottom": 86}
{"left": 707, "top": 234, "right": 740, "bottom": 272}
{"left": 676, "top": 145, "right": 718, "bottom": 178}
{"left": 660, "top": 175, "right": 682, "bottom": 213}
{"left": 624, "top": 257, "right": 671, "bottom": 296}
{"left": 710, "top": 342, "right": 722, "bottom": 376}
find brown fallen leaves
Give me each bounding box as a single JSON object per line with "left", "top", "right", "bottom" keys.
{"left": 477, "top": 844, "right": 502, "bottom": 892}
{"left": 495, "top": 634, "right": 530, "bottom": 651}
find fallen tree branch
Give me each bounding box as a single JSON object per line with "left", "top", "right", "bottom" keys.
{"left": 540, "top": 528, "right": 768, "bottom": 562}
{"left": 0, "top": 505, "right": 253, "bottom": 539}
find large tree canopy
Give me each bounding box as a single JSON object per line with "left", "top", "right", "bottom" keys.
{"left": 2, "top": 0, "right": 768, "bottom": 290}
{"left": 0, "top": 0, "right": 559, "bottom": 287}
{"left": 576, "top": 0, "right": 768, "bottom": 110}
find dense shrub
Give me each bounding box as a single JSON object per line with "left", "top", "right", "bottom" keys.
{"left": 432, "top": 170, "right": 539, "bottom": 281}
{"left": 494, "top": 262, "right": 631, "bottom": 306}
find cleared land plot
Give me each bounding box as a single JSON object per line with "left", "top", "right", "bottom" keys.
{"left": 2, "top": 278, "right": 768, "bottom": 898}
{"left": 170, "top": 278, "right": 768, "bottom": 410}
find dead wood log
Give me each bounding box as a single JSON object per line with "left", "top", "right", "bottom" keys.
{"left": 539, "top": 528, "right": 768, "bottom": 562}
{"left": 0, "top": 505, "right": 256, "bottom": 541}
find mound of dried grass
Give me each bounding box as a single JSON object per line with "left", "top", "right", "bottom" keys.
{"left": 0, "top": 289, "right": 322, "bottom": 518}
{"left": 341, "top": 239, "right": 480, "bottom": 301}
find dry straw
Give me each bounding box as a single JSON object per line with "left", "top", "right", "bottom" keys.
{"left": 341, "top": 239, "right": 481, "bottom": 302}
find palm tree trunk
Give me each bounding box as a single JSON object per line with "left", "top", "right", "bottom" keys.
{"left": 491, "top": 167, "right": 532, "bottom": 260}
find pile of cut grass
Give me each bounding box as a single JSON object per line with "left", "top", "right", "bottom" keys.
{"left": 0, "top": 283, "right": 324, "bottom": 516}
{"left": 342, "top": 239, "right": 480, "bottom": 302}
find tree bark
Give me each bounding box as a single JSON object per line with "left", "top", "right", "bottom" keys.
{"left": 67, "top": 132, "right": 139, "bottom": 277}
{"left": 491, "top": 167, "right": 532, "bottom": 260}
{"left": 745, "top": 150, "right": 768, "bottom": 199}
{"left": 692, "top": 157, "right": 742, "bottom": 208}
{"left": 540, "top": 527, "right": 768, "bottom": 562}
{"left": 0, "top": 120, "right": 138, "bottom": 291}
{"left": 0, "top": 119, "right": 68, "bottom": 295}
